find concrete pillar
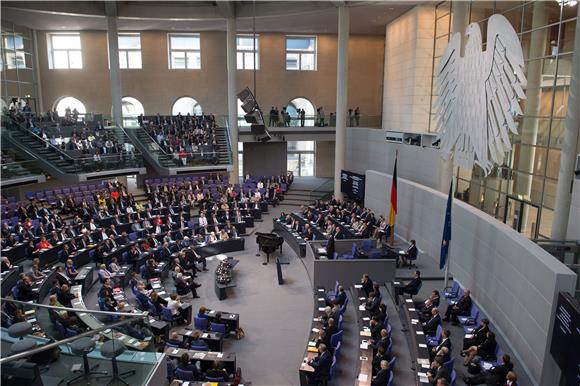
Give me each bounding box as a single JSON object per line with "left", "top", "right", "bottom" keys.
{"left": 106, "top": 2, "right": 123, "bottom": 127}
{"left": 334, "top": 5, "right": 349, "bottom": 199}
{"left": 226, "top": 17, "right": 239, "bottom": 182}
{"left": 32, "top": 30, "right": 44, "bottom": 113}
{"left": 514, "top": 1, "right": 547, "bottom": 236}
{"left": 551, "top": 5, "right": 580, "bottom": 240}
{"left": 439, "top": 1, "right": 469, "bottom": 193}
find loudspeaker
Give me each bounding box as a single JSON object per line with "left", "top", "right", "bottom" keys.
{"left": 237, "top": 88, "right": 257, "bottom": 114}
{"left": 250, "top": 124, "right": 266, "bottom": 136}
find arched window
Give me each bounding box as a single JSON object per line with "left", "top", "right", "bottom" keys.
{"left": 121, "top": 96, "right": 144, "bottom": 117}
{"left": 237, "top": 98, "right": 250, "bottom": 127}
{"left": 172, "top": 97, "right": 202, "bottom": 116}
{"left": 286, "top": 97, "right": 315, "bottom": 127}
{"left": 54, "top": 96, "right": 86, "bottom": 119}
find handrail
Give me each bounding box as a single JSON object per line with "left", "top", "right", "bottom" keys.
{"left": 8, "top": 119, "right": 76, "bottom": 162}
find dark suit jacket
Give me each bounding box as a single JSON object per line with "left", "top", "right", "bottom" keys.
{"left": 423, "top": 314, "right": 441, "bottom": 336}
{"left": 326, "top": 236, "right": 335, "bottom": 259}
{"left": 430, "top": 365, "right": 451, "bottom": 385}
{"left": 371, "top": 368, "right": 391, "bottom": 386}
{"left": 311, "top": 351, "right": 332, "bottom": 378}
{"left": 405, "top": 277, "right": 422, "bottom": 293}
{"left": 335, "top": 291, "right": 347, "bottom": 306}
{"left": 455, "top": 295, "right": 473, "bottom": 314}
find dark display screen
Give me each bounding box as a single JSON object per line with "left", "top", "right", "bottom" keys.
{"left": 550, "top": 292, "right": 580, "bottom": 386}
{"left": 340, "top": 170, "right": 365, "bottom": 202}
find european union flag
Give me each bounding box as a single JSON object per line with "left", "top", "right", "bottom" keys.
{"left": 440, "top": 181, "right": 453, "bottom": 270}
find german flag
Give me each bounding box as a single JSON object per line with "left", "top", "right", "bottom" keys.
{"left": 388, "top": 155, "right": 397, "bottom": 228}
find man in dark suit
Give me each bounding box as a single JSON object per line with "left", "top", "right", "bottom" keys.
{"left": 334, "top": 226, "right": 345, "bottom": 240}
{"left": 400, "top": 239, "right": 418, "bottom": 267}
{"left": 430, "top": 329, "right": 451, "bottom": 361}
{"left": 361, "top": 273, "right": 374, "bottom": 297}
{"left": 307, "top": 344, "right": 332, "bottom": 385}
{"left": 365, "top": 291, "right": 381, "bottom": 317}
{"left": 334, "top": 286, "right": 347, "bottom": 306}
{"left": 427, "top": 357, "right": 451, "bottom": 385}
{"left": 463, "top": 318, "right": 489, "bottom": 349}
{"left": 422, "top": 307, "right": 441, "bottom": 336}
{"left": 395, "top": 270, "right": 422, "bottom": 302}
{"left": 464, "top": 354, "right": 513, "bottom": 385}
{"left": 443, "top": 288, "right": 472, "bottom": 325}
{"left": 325, "top": 233, "right": 335, "bottom": 259}
{"left": 371, "top": 360, "right": 391, "bottom": 386}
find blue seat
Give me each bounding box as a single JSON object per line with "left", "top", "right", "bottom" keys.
{"left": 175, "top": 368, "right": 195, "bottom": 381}
{"left": 327, "top": 280, "right": 340, "bottom": 297}
{"left": 206, "top": 375, "right": 225, "bottom": 382}
{"left": 383, "top": 314, "right": 390, "bottom": 328}
{"left": 166, "top": 357, "right": 175, "bottom": 381}
{"left": 334, "top": 341, "right": 342, "bottom": 361}
{"left": 190, "top": 344, "right": 209, "bottom": 351}
{"left": 329, "top": 355, "right": 337, "bottom": 380}
{"left": 447, "top": 288, "right": 464, "bottom": 306}
{"left": 161, "top": 307, "right": 175, "bottom": 325}
{"left": 194, "top": 317, "right": 209, "bottom": 332}
{"left": 339, "top": 297, "right": 349, "bottom": 315}
{"left": 10, "top": 286, "right": 20, "bottom": 300}
{"left": 386, "top": 340, "right": 393, "bottom": 355}
{"left": 361, "top": 239, "right": 373, "bottom": 252}
{"left": 443, "top": 281, "right": 460, "bottom": 299}
{"left": 129, "top": 232, "right": 138, "bottom": 241}
{"left": 165, "top": 342, "right": 180, "bottom": 349}
{"left": 443, "top": 357, "right": 455, "bottom": 373}
{"left": 426, "top": 324, "right": 443, "bottom": 347}
{"left": 122, "top": 252, "right": 129, "bottom": 265}
{"left": 450, "top": 369, "right": 457, "bottom": 386}
{"left": 139, "top": 265, "right": 147, "bottom": 279}
{"left": 337, "top": 314, "right": 343, "bottom": 330}
{"left": 386, "top": 371, "right": 394, "bottom": 386}
{"left": 458, "top": 305, "right": 479, "bottom": 326}
{"left": 210, "top": 322, "right": 227, "bottom": 335}
{"left": 386, "top": 323, "right": 392, "bottom": 339}
{"left": 330, "top": 330, "right": 343, "bottom": 348}
{"left": 388, "top": 356, "right": 397, "bottom": 371}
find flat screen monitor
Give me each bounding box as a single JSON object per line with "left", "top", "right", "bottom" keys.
{"left": 550, "top": 292, "right": 580, "bottom": 386}
{"left": 340, "top": 170, "right": 365, "bottom": 203}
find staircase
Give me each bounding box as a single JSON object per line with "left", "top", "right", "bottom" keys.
{"left": 282, "top": 178, "right": 333, "bottom": 207}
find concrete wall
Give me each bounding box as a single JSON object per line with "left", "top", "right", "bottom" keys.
{"left": 35, "top": 30, "right": 384, "bottom": 117}
{"left": 382, "top": 5, "right": 435, "bottom": 133}
{"left": 567, "top": 178, "right": 580, "bottom": 240}
{"left": 345, "top": 127, "right": 445, "bottom": 190}
{"left": 242, "top": 142, "right": 287, "bottom": 177}
{"left": 364, "top": 169, "right": 577, "bottom": 386}
{"left": 315, "top": 140, "right": 335, "bottom": 178}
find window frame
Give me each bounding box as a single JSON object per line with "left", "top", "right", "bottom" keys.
{"left": 118, "top": 33, "right": 142, "bottom": 69}
{"left": 47, "top": 32, "right": 82, "bottom": 70}
{"left": 3, "top": 34, "right": 27, "bottom": 70}
{"left": 285, "top": 35, "right": 317, "bottom": 71}
{"left": 236, "top": 34, "right": 259, "bottom": 70}
{"left": 167, "top": 33, "right": 201, "bottom": 70}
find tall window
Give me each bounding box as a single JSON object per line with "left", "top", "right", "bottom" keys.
{"left": 47, "top": 33, "right": 82, "bottom": 69}
{"left": 285, "top": 36, "right": 317, "bottom": 71}
{"left": 54, "top": 97, "right": 86, "bottom": 119}
{"left": 3, "top": 34, "right": 26, "bottom": 69}
{"left": 172, "top": 97, "right": 203, "bottom": 115}
{"left": 118, "top": 33, "right": 142, "bottom": 69}
{"left": 237, "top": 35, "right": 259, "bottom": 70}
{"left": 238, "top": 142, "right": 244, "bottom": 177}
{"left": 168, "top": 33, "right": 201, "bottom": 69}
{"left": 121, "top": 96, "right": 144, "bottom": 117}
{"left": 287, "top": 141, "right": 315, "bottom": 176}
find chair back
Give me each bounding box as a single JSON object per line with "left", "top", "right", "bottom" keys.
{"left": 383, "top": 313, "right": 390, "bottom": 328}
{"left": 443, "top": 357, "right": 455, "bottom": 373}
{"left": 361, "top": 239, "right": 373, "bottom": 252}
{"left": 194, "top": 317, "right": 209, "bottom": 331}
{"left": 329, "top": 355, "right": 337, "bottom": 380}
{"left": 161, "top": 307, "right": 173, "bottom": 322}
{"left": 175, "top": 368, "right": 195, "bottom": 381}
{"left": 206, "top": 376, "right": 225, "bottom": 382}
{"left": 334, "top": 341, "right": 342, "bottom": 360}
{"left": 450, "top": 369, "right": 457, "bottom": 386}
{"left": 129, "top": 232, "right": 138, "bottom": 241}
{"left": 386, "top": 371, "right": 394, "bottom": 386}
{"left": 386, "top": 340, "right": 393, "bottom": 355}
{"left": 190, "top": 344, "right": 209, "bottom": 351}
{"left": 166, "top": 358, "right": 175, "bottom": 381}
{"left": 386, "top": 323, "right": 392, "bottom": 338}
{"left": 330, "top": 330, "right": 343, "bottom": 348}
{"left": 165, "top": 342, "right": 180, "bottom": 349}
{"left": 435, "top": 324, "right": 443, "bottom": 340}
{"left": 139, "top": 265, "right": 147, "bottom": 278}
{"left": 210, "top": 322, "right": 227, "bottom": 335}
{"left": 388, "top": 356, "right": 397, "bottom": 371}
{"left": 351, "top": 242, "right": 357, "bottom": 255}
{"left": 412, "top": 281, "right": 423, "bottom": 295}
{"left": 337, "top": 314, "right": 343, "bottom": 330}
{"left": 339, "top": 297, "right": 348, "bottom": 315}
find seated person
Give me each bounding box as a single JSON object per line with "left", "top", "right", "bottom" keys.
{"left": 1, "top": 256, "right": 13, "bottom": 272}
{"left": 372, "top": 346, "right": 391, "bottom": 376}
{"left": 427, "top": 356, "right": 451, "bottom": 385}
{"left": 98, "top": 264, "right": 114, "bottom": 282}
{"left": 109, "top": 256, "right": 121, "bottom": 273}
{"left": 174, "top": 267, "right": 201, "bottom": 298}
{"left": 422, "top": 308, "right": 441, "bottom": 336}
{"left": 175, "top": 352, "right": 200, "bottom": 380}
{"left": 315, "top": 330, "right": 331, "bottom": 349}
{"left": 65, "top": 259, "right": 78, "bottom": 279}
{"left": 371, "top": 360, "right": 391, "bottom": 386}
{"left": 57, "top": 283, "right": 77, "bottom": 308}
{"left": 98, "top": 278, "right": 117, "bottom": 306}
{"left": 189, "top": 331, "right": 209, "bottom": 350}
{"left": 394, "top": 270, "right": 422, "bottom": 298}
{"left": 430, "top": 329, "right": 451, "bottom": 361}
{"left": 399, "top": 239, "right": 418, "bottom": 267}
{"left": 149, "top": 291, "right": 168, "bottom": 314}
{"left": 443, "top": 289, "right": 472, "bottom": 325}
{"left": 166, "top": 331, "right": 183, "bottom": 348}
{"left": 48, "top": 294, "right": 78, "bottom": 328}
{"left": 37, "top": 236, "right": 53, "bottom": 250}
{"left": 29, "top": 263, "right": 46, "bottom": 281}
{"left": 197, "top": 306, "right": 210, "bottom": 319}
{"left": 463, "top": 318, "right": 490, "bottom": 349}
{"left": 306, "top": 344, "right": 332, "bottom": 385}
{"left": 461, "top": 331, "right": 497, "bottom": 365}
{"left": 370, "top": 328, "right": 391, "bottom": 353}
{"left": 365, "top": 291, "right": 381, "bottom": 317}
{"left": 464, "top": 354, "right": 514, "bottom": 386}
{"left": 167, "top": 293, "right": 185, "bottom": 322}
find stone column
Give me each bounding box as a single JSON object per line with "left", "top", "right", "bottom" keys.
{"left": 106, "top": 2, "right": 123, "bottom": 127}
{"left": 334, "top": 5, "right": 349, "bottom": 199}
{"left": 552, "top": 5, "right": 580, "bottom": 239}
{"left": 226, "top": 17, "right": 239, "bottom": 182}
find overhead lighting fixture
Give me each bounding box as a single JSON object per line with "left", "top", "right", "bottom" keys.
{"left": 555, "top": 0, "right": 577, "bottom": 6}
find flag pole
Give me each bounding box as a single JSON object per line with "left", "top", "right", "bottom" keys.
{"left": 443, "top": 241, "right": 451, "bottom": 289}
{"left": 389, "top": 149, "right": 398, "bottom": 246}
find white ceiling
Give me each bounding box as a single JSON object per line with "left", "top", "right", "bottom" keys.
{"left": 1, "top": 1, "right": 417, "bottom": 35}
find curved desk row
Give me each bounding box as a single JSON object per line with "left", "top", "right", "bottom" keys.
{"left": 352, "top": 284, "right": 374, "bottom": 386}
{"left": 164, "top": 347, "right": 236, "bottom": 374}
{"left": 70, "top": 284, "right": 152, "bottom": 351}
{"left": 298, "top": 287, "right": 328, "bottom": 386}
{"left": 273, "top": 219, "right": 307, "bottom": 257}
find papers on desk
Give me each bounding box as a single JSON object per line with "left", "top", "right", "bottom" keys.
{"left": 417, "top": 372, "right": 428, "bottom": 378}
{"left": 362, "top": 317, "right": 370, "bottom": 321}
{"left": 422, "top": 364, "right": 430, "bottom": 369}
{"left": 312, "top": 328, "right": 320, "bottom": 333}
{"left": 418, "top": 343, "right": 427, "bottom": 348}
{"left": 307, "top": 346, "right": 319, "bottom": 353}
{"left": 482, "top": 362, "right": 493, "bottom": 371}
{"left": 308, "top": 341, "right": 316, "bottom": 347}
{"left": 465, "top": 334, "right": 474, "bottom": 339}
{"left": 202, "top": 333, "right": 209, "bottom": 338}
{"left": 417, "top": 358, "right": 430, "bottom": 366}
{"left": 359, "top": 297, "right": 366, "bottom": 300}
{"left": 217, "top": 353, "right": 224, "bottom": 358}
{"left": 360, "top": 341, "right": 369, "bottom": 349}
{"left": 172, "top": 349, "right": 179, "bottom": 354}
{"left": 416, "top": 331, "right": 424, "bottom": 335}
{"left": 358, "top": 305, "right": 366, "bottom": 311}
{"left": 185, "top": 330, "right": 193, "bottom": 336}
{"left": 360, "top": 330, "right": 371, "bottom": 337}
{"left": 317, "top": 247, "right": 327, "bottom": 255}
{"left": 411, "top": 319, "right": 419, "bottom": 324}
{"left": 318, "top": 288, "right": 325, "bottom": 292}
{"left": 360, "top": 356, "right": 368, "bottom": 361}
{"left": 408, "top": 308, "right": 416, "bottom": 311}
{"left": 182, "top": 382, "right": 190, "bottom": 386}
{"left": 420, "top": 377, "right": 430, "bottom": 384}
{"left": 318, "top": 307, "right": 325, "bottom": 311}
{"left": 317, "top": 297, "right": 325, "bottom": 301}
{"left": 354, "top": 284, "right": 362, "bottom": 289}
{"left": 393, "top": 281, "right": 400, "bottom": 285}
{"left": 405, "top": 299, "right": 413, "bottom": 303}
{"left": 192, "top": 352, "right": 206, "bottom": 359}
{"left": 149, "top": 319, "right": 156, "bottom": 324}
{"left": 358, "top": 374, "right": 368, "bottom": 382}
{"left": 312, "top": 317, "right": 320, "bottom": 322}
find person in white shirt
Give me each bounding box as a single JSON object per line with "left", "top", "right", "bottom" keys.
{"left": 167, "top": 293, "right": 185, "bottom": 321}
{"left": 208, "top": 232, "right": 218, "bottom": 244}
{"left": 199, "top": 214, "right": 208, "bottom": 227}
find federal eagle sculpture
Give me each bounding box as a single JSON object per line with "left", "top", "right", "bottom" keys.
{"left": 434, "top": 14, "right": 527, "bottom": 175}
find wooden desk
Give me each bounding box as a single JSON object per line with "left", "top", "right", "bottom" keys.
{"left": 353, "top": 284, "right": 375, "bottom": 386}
{"left": 177, "top": 327, "right": 224, "bottom": 352}
{"left": 205, "top": 309, "right": 240, "bottom": 331}
{"left": 73, "top": 266, "right": 94, "bottom": 294}
{"left": 273, "top": 219, "right": 307, "bottom": 257}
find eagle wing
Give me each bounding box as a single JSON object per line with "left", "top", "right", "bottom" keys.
{"left": 482, "top": 14, "right": 527, "bottom": 173}
{"left": 434, "top": 32, "right": 462, "bottom": 157}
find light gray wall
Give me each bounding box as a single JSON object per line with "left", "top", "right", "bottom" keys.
{"left": 243, "top": 142, "right": 287, "bottom": 177}
{"left": 364, "top": 169, "right": 577, "bottom": 386}
{"left": 567, "top": 178, "right": 580, "bottom": 240}
{"left": 345, "top": 127, "right": 445, "bottom": 190}
{"left": 315, "top": 140, "right": 335, "bottom": 178}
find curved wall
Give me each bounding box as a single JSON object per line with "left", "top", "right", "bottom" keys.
{"left": 364, "top": 169, "right": 577, "bottom": 386}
